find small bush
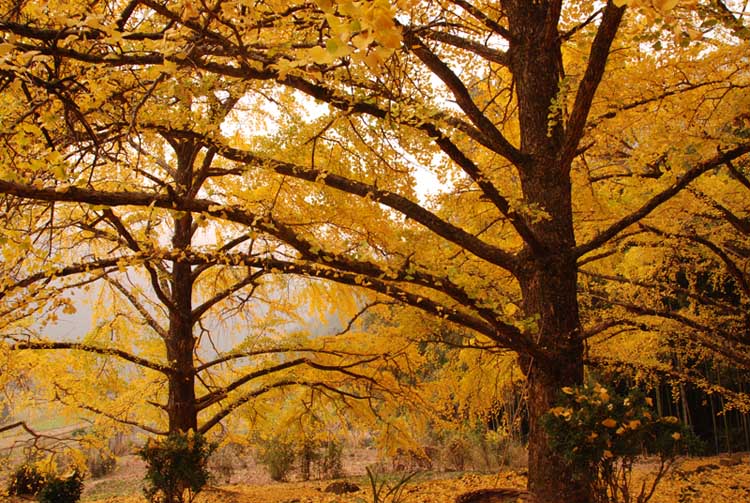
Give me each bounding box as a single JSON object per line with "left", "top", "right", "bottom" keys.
{"left": 255, "top": 434, "right": 345, "bottom": 481}
{"left": 139, "top": 431, "right": 216, "bottom": 503}
{"left": 86, "top": 449, "right": 117, "bottom": 478}
{"left": 443, "top": 436, "right": 471, "bottom": 471}
{"left": 208, "top": 442, "right": 249, "bottom": 484}
{"left": 38, "top": 471, "right": 84, "bottom": 503}
{"left": 7, "top": 463, "right": 47, "bottom": 496}
{"left": 257, "top": 438, "right": 296, "bottom": 481}
{"left": 542, "top": 381, "right": 695, "bottom": 503}
{"left": 492, "top": 436, "right": 528, "bottom": 470}
{"left": 320, "top": 440, "right": 344, "bottom": 479}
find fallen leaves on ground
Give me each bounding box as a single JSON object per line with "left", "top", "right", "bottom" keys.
{"left": 84, "top": 455, "right": 750, "bottom": 503}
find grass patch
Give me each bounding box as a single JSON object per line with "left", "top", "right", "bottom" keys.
{"left": 82, "top": 477, "right": 144, "bottom": 501}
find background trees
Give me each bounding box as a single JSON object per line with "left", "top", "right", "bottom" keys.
{"left": 0, "top": 1, "right": 749, "bottom": 502}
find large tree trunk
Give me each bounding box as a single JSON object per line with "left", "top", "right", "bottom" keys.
{"left": 166, "top": 210, "right": 198, "bottom": 433}
{"left": 526, "top": 361, "right": 587, "bottom": 502}
{"left": 519, "top": 258, "right": 588, "bottom": 502}
{"left": 503, "top": 3, "right": 590, "bottom": 500}
{"left": 166, "top": 143, "right": 199, "bottom": 433}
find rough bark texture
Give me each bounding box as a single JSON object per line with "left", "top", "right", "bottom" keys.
{"left": 166, "top": 141, "right": 199, "bottom": 433}
{"left": 505, "top": 1, "right": 588, "bottom": 501}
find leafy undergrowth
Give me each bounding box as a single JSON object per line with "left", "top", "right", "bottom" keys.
{"left": 59, "top": 455, "right": 750, "bottom": 503}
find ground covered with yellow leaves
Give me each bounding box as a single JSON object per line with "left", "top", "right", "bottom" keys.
{"left": 73, "top": 455, "right": 750, "bottom": 503}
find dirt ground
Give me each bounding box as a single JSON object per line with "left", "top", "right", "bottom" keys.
{"left": 73, "top": 452, "right": 750, "bottom": 503}
{"left": 2, "top": 443, "right": 747, "bottom": 502}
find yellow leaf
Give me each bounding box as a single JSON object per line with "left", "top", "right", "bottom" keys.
{"left": 602, "top": 418, "right": 618, "bottom": 428}
{"left": 308, "top": 46, "right": 334, "bottom": 65}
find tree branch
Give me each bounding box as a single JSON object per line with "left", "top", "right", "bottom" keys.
{"left": 195, "top": 358, "right": 309, "bottom": 410}
{"left": 190, "top": 269, "right": 264, "bottom": 323}
{"left": 599, "top": 296, "right": 750, "bottom": 369}
{"left": 104, "top": 277, "right": 169, "bottom": 340}
{"left": 401, "top": 29, "right": 525, "bottom": 166}
{"left": 574, "top": 144, "right": 750, "bottom": 257}
{"left": 560, "top": 1, "right": 625, "bottom": 169}
{"left": 411, "top": 26, "right": 509, "bottom": 66}
{"left": 8, "top": 340, "right": 173, "bottom": 374}
{"left": 198, "top": 380, "right": 370, "bottom": 434}
{"left": 641, "top": 224, "right": 750, "bottom": 298}
{"left": 167, "top": 131, "right": 521, "bottom": 271}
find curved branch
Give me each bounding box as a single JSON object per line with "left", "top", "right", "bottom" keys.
{"left": 196, "top": 358, "right": 308, "bottom": 411}
{"left": 0, "top": 165, "right": 519, "bottom": 273}
{"left": 166, "top": 131, "right": 520, "bottom": 271}
{"left": 641, "top": 224, "right": 750, "bottom": 298}
{"left": 8, "top": 340, "right": 173, "bottom": 374}
{"left": 191, "top": 269, "right": 264, "bottom": 322}
{"left": 196, "top": 346, "right": 368, "bottom": 373}
{"left": 413, "top": 27, "right": 509, "bottom": 66}
{"left": 0, "top": 179, "right": 528, "bottom": 348}
{"left": 582, "top": 318, "right": 646, "bottom": 340}
{"left": 601, "top": 296, "right": 750, "bottom": 369}
{"left": 447, "top": 0, "right": 512, "bottom": 40}
{"left": 574, "top": 144, "right": 750, "bottom": 257}
{"left": 190, "top": 233, "right": 253, "bottom": 280}
{"left": 173, "top": 249, "right": 530, "bottom": 350}
{"left": 76, "top": 402, "right": 167, "bottom": 436}
{"left": 0, "top": 255, "right": 139, "bottom": 300}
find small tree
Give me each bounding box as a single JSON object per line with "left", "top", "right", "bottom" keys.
{"left": 138, "top": 431, "right": 215, "bottom": 503}
{"left": 542, "top": 382, "right": 695, "bottom": 503}
{"left": 37, "top": 471, "right": 84, "bottom": 503}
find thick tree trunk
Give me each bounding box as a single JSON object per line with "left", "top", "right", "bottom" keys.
{"left": 526, "top": 362, "right": 587, "bottom": 502}
{"left": 166, "top": 211, "right": 198, "bottom": 433}
{"left": 166, "top": 143, "right": 199, "bottom": 434}
{"left": 519, "top": 257, "right": 588, "bottom": 503}
{"left": 503, "top": 2, "right": 591, "bottom": 500}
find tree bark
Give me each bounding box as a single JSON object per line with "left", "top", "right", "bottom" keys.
{"left": 504, "top": 2, "right": 590, "bottom": 500}
{"left": 165, "top": 141, "right": 199, "bottom": 433}
{"left": 519, "top": 256, "right": 587, "bottom": 502}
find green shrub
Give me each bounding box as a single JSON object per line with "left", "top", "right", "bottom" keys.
{"left": 542, "top": 381, "right": 696, "bottom": 503}
{"left": 257, "top": 438, "right": 296, "bottom": 481}
{"left": 138, "top": 431, "right": 216, "bottom": 503}
{"left": 7, "top": 463, "right": 47, "bottom": 496}
{"left": 320, "top": 440, "right": 344, "bottom": 479}
{"left": 365, "top": 466, "right": 418, "bottom": 503}
{"left": 255, "top": 434, "right": 344, "bottom": 481}
{"left": 37, "top": 471, "right": 84, "bottom": 503}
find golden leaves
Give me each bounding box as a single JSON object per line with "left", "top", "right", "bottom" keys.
{"left": 601, "top": 418, "right": 618, "bottom": 428}
{"left": 301, "top": 0, "right": 403, "bottom": 68}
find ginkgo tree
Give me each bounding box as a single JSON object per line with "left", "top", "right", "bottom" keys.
{"left": 1, "top": 0, "right": 750, "bottom": 502}
{"left": 0, "top": 68, "right": 411, "bottom": 445}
